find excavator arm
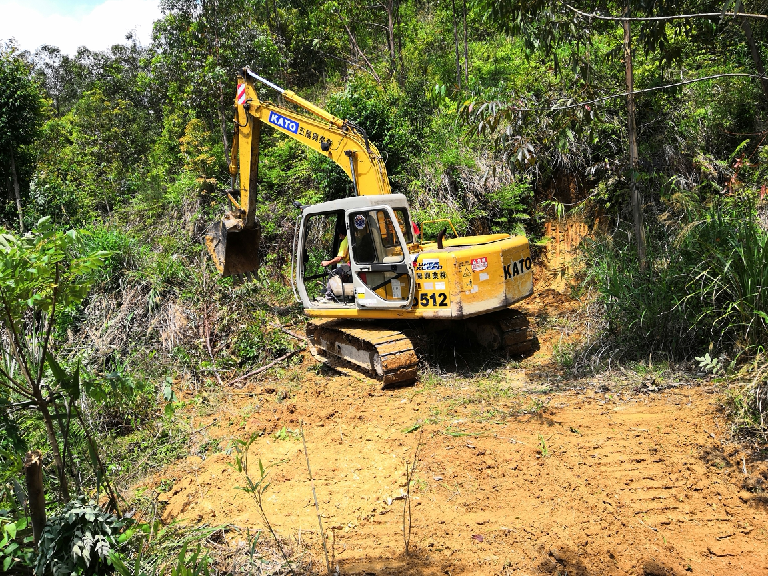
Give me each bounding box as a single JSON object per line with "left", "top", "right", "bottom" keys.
{"left": 206, "top": 68, "right": 392, "bottom": 276}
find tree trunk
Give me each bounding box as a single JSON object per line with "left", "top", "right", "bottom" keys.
{"left": 385, "top": 0, "right": 397, "bottom": 78}
{"left": 623, "top": 8, "right": 646, "bottom": 270}
{"left": 37, "top": 394, "right": 70, "bottom": 502}
{"left": 10, "top": 150, "right": 23, "bottom": 233}
{"left": 396, "top": 0, "right": 405, "bottom": 85}
{"left": 24, "top": 450, "right": 45, "bottom": 548}
{"left": 218, "top": 94, "right": 230, "bottom": 161}
{"left": 451, "top": 0, "right": 461, "bottom": 89}
{"left": 343, "top": 21, "right": 382, "bottom": 83}
{"left": 463, "top": 0, "right": 469, "bottom": 85}
{"left": 740, "top": 18, "right": 768, "bottom": 103}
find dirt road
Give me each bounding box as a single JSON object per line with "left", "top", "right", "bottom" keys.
{"left": 141, "top": 320, "right": 768, "bottom": 575}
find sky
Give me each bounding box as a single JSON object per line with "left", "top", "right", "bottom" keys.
{"left": 0, "top": 0, "right": 163, "bottom": 56}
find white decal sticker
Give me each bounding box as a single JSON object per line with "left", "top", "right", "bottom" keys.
{"left": 391, "top": 279, "right": 402, "bottom": 299}
{"left": 354, "top": 214, "right": 367, "bottom": 229}
{"left": 471, "top": 257, "right": 488, "bottom": 272}
{"left": 435, "top": 281, "right": 446, "bottom": 290}
{"left": 424, "top": 282, "right": 434, "bottom": 290}
{"left": 479, "top": 272, "right": 489, "bottom": 281}
{"left": 471, "top": 285, "right": 479, "bottom": 293}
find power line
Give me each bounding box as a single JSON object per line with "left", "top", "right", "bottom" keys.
{"left": 471, "top": 73, "right": 768, "bottom": 114}
{"left": 561, "top": 3, "right": 768, "bottom": 22}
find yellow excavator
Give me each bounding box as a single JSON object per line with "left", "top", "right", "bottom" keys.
{"left": 205, "top": 68, "right": 535, "bottom": 385}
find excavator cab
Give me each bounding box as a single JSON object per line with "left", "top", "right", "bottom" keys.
{"left": 345, "top": 205, "right": 415, "bottom": 308}
{"left": 293, "top": 195, "right": 416, "bottom": 310}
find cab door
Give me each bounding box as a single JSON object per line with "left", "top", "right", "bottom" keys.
{"left": 346, "top": 205, "right": 415, "bottom": 309}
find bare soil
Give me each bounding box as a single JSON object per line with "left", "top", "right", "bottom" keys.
{"left": 135, "top": 259, "right": 768, "bottom": 575}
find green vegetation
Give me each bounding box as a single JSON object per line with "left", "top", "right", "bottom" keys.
{"left": 0, "top": 0, "right": 767, "bottom": 570}
{"left": 582, "top": 195, "right": 767, "bottom": 360}
{"left": 35, "top": 498, "right": 123, "bottom": 575}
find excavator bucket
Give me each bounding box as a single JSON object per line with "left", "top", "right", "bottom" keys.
{"left": 204, "top": 220, "right": 261, "bottom": 277}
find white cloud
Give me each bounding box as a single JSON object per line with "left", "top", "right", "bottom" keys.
{"left": 0, "top": 0, "right": 163, "bottom": 56}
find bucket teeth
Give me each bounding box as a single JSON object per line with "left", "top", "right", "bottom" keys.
{"left": 307, "top": 321, "right": 418, "bottom": 387}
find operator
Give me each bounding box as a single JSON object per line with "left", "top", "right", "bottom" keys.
{"left": 321, "top": 229, "right": 351, "bottom": 300}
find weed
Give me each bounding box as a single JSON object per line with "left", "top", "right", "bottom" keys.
{"left": 403, "top": 429, "right": 424, "bottom": 555}
{"left": 476, "top": 376, "right": 516, "bottom": 401}
{"left": 442, "top": 427, "right": 477, "bottom": 437}
{"left": 36, "top": 498, "right": 123, "bottom": 576}
{"left": 553, "top": 342, "right": 575, "bottom": 368}
{"left": 581, "top": 193, "right": 767, "bottom": 359}
{"left": 518, "top": 397, "right": 549, "bottom": 415}
{"left": 695, "top": 352, "right": 724, "bottom": 375}
{"left": 417, "top": 369, "right": 444, "bottom": 391}
{"left": 538, "top": 434, "right": 550, "bottom": 457}
{"left": 723, "top": 354, "right": 768, "bottom": 437}
{"left": 299, "top": 422, "right": 330, "bottom": 575}
{"left": 426, "top": 406, "right": 443, "bottom": 425}
{"left": 402, "top": 422, "right": 423, "bottom": 434}
{"left": 0, "top": 516, "right": 33, "bottom": 573}
{"left": 230, "top": 433, "right": 295, "bottom": 574}
{"left": 272, "top": 426, "right": 300, "bottom": 441}
{"left": 110, "top": 523, "right": 219, "bottom": 576}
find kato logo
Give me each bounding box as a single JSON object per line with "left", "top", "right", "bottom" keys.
{"left": 268, "top": 111, "right": 299, "bottom": 134}
{"left": 503, "top": 256, "right": 533, "bottom": 280}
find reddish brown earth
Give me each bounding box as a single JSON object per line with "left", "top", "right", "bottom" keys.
{"left": 135, "top": 245, "right": 768, "bottom": 575}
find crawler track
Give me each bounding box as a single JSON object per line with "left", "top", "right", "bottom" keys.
{"left": 463, "top": 308, "right": 537, "bottom": 355}
{"left": 306, "top": 309, "right": 535, "bottom": 386}
{"left": 306, "top": 320, "right": 419, "bottom": 386}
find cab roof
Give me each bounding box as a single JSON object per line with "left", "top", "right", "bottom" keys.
{"left": 302, "top": 194, "right": 410, "bottom": 216}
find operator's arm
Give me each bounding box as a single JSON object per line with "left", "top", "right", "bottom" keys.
{"left": 321, "top": 255, "right": 343, "bottom": 267}
{"left": 322, "top": 238, "right": 348, "bottom": 267}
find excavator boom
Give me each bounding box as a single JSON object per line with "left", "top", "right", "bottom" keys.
{"left": 205, "top": 68, "right": 391, "bottom": 276}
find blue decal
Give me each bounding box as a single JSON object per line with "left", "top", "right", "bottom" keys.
{"left": 268, "top": 111, "right": 299, "bottom": 134}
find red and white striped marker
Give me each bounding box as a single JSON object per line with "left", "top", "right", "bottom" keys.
{"left": 236, "top": 83, "right": 247, "bottom": 105}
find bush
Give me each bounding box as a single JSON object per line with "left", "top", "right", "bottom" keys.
{"left": 679, "top": 202, "right": 768, "bottom": 351}
{"left": 35, "top": 498, "right": 123, "bottom": 576}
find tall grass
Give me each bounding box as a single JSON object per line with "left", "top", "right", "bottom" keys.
{"left": 583, "top": 194, "right": 767, "bottom": 360}
{"left": 682, "top": 207, "right": 768, "bottom": 351}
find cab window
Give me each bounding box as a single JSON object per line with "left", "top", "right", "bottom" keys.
{"left": 393, "top": 208, "right": 414, "bottom": 243}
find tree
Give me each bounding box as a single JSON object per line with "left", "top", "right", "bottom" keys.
{"left": 467, "top": 0, "right": 768, "bottom": 268}
{"left": 0, "top": 46, "right": 45, "bottom": 232}
{"left": 0, "top": 219, "right": 107, "bottom": 501}
{"left": 153, "top": 0, "right": 281, "bottom": 158}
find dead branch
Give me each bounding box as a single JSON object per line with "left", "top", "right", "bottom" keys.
{"left": 228, "top": 349, "right": 304, "bottom": 388}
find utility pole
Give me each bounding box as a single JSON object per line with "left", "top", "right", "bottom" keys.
{"left": 623, "top": 4, "right": 646, "bottom": 270}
